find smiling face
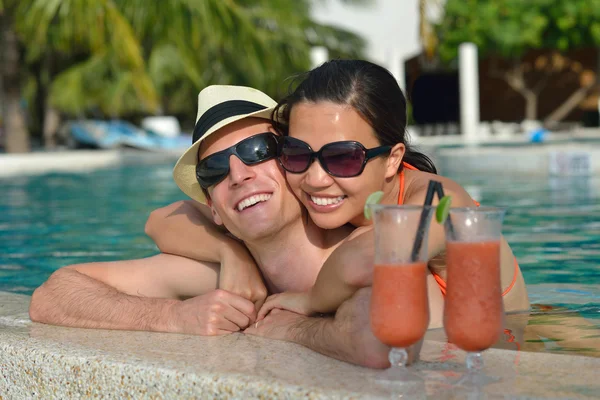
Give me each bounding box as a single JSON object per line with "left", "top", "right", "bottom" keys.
{"left": 200, "top": 117, "right": 303, "bottom": 242}
{"left": 286, "top": 101, "right": 402, "bottom": 229}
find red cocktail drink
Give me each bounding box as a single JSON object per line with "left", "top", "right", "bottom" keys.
{"left": 371, "top": 262, "right": 429, "bottom": 348}
{"left": 444, "top": 240, "right": 503, "bottom": 352}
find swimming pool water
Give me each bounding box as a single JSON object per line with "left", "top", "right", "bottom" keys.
{"left": 0, "top": 162, "right": 599, "bottom": 323}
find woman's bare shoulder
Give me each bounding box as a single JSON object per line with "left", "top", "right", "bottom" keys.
{"left": 404, "top": 170, "right": 475, "bottom": 207}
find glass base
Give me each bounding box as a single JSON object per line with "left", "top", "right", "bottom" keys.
{"left": 368, "top": 347, "right": 426, "bottom": 399}
{"left": 466, "top": 352, "right": 484, "bottom": 371}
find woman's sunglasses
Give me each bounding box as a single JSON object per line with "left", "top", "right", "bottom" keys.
{"left": 196, "top": 132, "right": 279, "bottom": 188}
{"left": 278, "top": 136, "right": 392, "bottom": 177}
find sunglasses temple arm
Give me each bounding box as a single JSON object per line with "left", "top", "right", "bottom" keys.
{"left": 365, "top": 145, "right": 393, "bottom": 159}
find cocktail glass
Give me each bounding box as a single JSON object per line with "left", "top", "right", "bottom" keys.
{"left": 443, "top": 207, "right": 506, "bottom": 372}
{"left": 369, "top": 205, "right": 434, "bottom": 380}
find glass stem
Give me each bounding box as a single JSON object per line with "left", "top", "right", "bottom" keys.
{"left": 389, "top": 347, "right": 408, "bottom": 367}
{"left": 466, "top": 352, "right": 484, "bottom": 371}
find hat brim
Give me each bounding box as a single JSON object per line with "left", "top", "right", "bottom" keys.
{"left": 173, "top": 106, "right": 275, "bottom": 204}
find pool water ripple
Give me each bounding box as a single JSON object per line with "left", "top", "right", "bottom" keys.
{"left": 0, "top": 164, "right": 598, "bottom": 323}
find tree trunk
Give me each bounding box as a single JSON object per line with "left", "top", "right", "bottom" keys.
{"left": 501, "top": 64, "right": 539, "bottom": 121}
{"left": 543, "top": 83, "right": 597, "bottom": 128}
{"left": 1, "top": 15, "right": 30, "bottom": 153}
{"left": 524, "top": 91, "right": 538, "bottom": 121}
{"left": 43, "top": 104, "right": 60, "bottom": 149}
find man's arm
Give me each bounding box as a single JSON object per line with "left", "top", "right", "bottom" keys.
{"left": 29, "top": 254, "right": 256, "bottom": 335}
{"left": 247, "top": 288, "right": 423, "bottom": 369}
{"left": 145, "top": 201, "right": 267, "bottom": 307}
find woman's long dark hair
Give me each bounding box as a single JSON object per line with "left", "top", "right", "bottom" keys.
{"left": 273, "top": 59, "right": 437, "bottom": 174}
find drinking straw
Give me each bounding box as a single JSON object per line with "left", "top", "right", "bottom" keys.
{"left": 433, "top": 182, "right": 457, "bottom": 240}
{"left": 410, "top": 180, "right": 438, "bottom": 261}
{"left": 409, "top": 180, "right": 457, "bottom": 261}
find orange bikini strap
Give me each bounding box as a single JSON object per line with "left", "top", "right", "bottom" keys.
{"left": 398, "top": 162, "right": 418, "bottom": 205}
{"left": 502, "top": 257, "right": 520, "bottom": 297}
{"left": 398, "top": 171, "right": 405, "bottom": 205}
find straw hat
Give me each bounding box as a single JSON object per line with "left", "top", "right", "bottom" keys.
{"left": 173, "top": 85, "right": 277, "bottom": 204}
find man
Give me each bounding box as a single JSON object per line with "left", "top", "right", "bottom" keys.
{"left": 29, "top": 86, "right": 402, "bottom": 368}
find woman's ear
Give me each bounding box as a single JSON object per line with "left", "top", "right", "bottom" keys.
{"left": 385, "top": 143, "right": 405, "bottom": 178}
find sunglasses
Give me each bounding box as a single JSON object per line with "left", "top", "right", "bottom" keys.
{"left": 196, "top": 132, "right": 279, "bottom": 188}
{"left": 278, "top": 136, "right": 392, "bottom": 177}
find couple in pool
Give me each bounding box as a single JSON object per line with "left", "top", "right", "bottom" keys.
{"left": 30, "top": 59, "right": 529, "bottom": 368}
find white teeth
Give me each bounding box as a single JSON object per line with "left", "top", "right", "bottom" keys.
{"left": 310, "top": 195, "right": 344, "bottom": 206}
{"left": 237, "top": 194, "right": 272, "bottom": 211}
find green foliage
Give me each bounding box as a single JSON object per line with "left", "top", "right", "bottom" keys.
{"left": 437, "top": 0, "right": 600, "bottom": 63}
{"left": 7, "top": 0, "right": 368, "bottom": 121}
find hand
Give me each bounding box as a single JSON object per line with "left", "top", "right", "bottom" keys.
{"left": 257, "top": 292, "right": 312, "bottom": 321}
{"left": 244, "top": 308, "right": 307, "bottom": 341}
{"left": 219, "top": 241, "right": 268, "bottom": 311}
{"left": 168, "top": 289, "right": 257, "bottom": 336}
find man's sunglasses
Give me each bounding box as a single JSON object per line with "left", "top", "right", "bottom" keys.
{"left": 278, "top": 136, "right": 392, "bottom": 177}
{"left": 196, "top": 132, "right": 279, "bottom": 188}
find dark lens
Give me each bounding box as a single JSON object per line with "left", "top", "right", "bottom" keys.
{"left": 197, "top": 154, "right": 230, "bottom": 187}
{"left": 280, "top": 138, "right": 312, "bottom": 173}
{"left": 237, "top": 133, "right": 278, "bottom": 165}
{"left": 321, "top": 143, "right": 365, "bottom": 176}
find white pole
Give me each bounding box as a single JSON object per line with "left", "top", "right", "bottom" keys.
{"left": 387, "top": 49, "right": 405, "bottom": 92}
{"left": 459, "top": 43, "right": 480, "bottom": 143}
{"left": 310, "top": 47, "right": 329, "bottom": 69}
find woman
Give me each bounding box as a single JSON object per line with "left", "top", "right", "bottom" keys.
{"left": 256, "top": 59, "right": 528, "bottom": 318}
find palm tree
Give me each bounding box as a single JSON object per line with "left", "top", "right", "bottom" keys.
{"left": 15, "top": 0, "right": 159, "bottom": 149}
{"left": 2, "top": 0, "right": 368, "bottom": 152}
{"left": 0, "top": 0, "right": 31, "bottom": 152}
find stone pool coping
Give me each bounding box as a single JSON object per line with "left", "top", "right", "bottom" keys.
{"left": 433, "top": 142, "right": 600, "bottom": 176}
{"left": 1, "top": 133, "right": 600, "bottom": 178}
{"left": 1, "top": 292, "right": 599, "bottom": 399}
{"left": 0, "top": 149, "right": 181, "bottom": 177}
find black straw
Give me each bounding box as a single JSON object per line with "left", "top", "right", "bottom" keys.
{"left": 433, "top": 183, "right": 456, "bottom": 241}
{"left": 410, "top": 180, "right": 438, "bottom": 261}
{"left": 409, "top": 180, "right": 456, "bottom": 261}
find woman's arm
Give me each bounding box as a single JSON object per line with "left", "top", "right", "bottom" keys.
{"left": 145, "top": 200, "right": 267, "bottom": 308}
{"left": 145, "top": 200, "right": 232, "bottom": 263}
{"left": 257, "top": 228, "right": 372, "bottom": 319}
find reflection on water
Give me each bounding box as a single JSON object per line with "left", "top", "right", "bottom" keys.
{"left": 425, "top": 305, "right": 600, "bottom": 358}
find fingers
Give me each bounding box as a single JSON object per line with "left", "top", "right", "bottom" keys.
{"left": 216, "top": 289, "right": 259, "bottom": 328}
{"left": 222, "top": 304, "right": 252, "bottom": 330}
{"left": 243, "top": 319, "right": 265, "bottom": 336}
{"left": 215, "top": 318, "right": 242, "bottom": 333}
{"left": 254, "top": 297, "right": 266, "bottom": 316}
{"left": 217, "top": 289, "right": 256, "bottom": 320}
{"left": 227, "top": 291, "right": 257, "bottom": 316}
{"left": 257, "top": 294, "right": 280, "bottom": 321}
